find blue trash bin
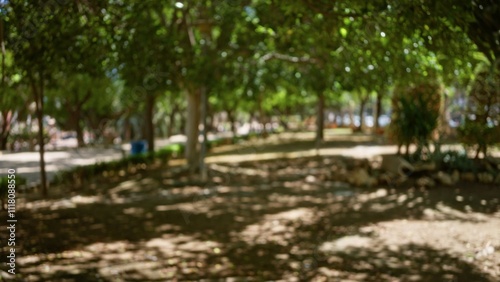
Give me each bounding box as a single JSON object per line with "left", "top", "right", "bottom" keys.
{"left": 130, "top": 140, "right": 147, "bottom": 156}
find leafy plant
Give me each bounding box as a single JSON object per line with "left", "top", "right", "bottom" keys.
{"left": 389, "top": 82, "right": 441, "bottom": 157}
{"left": 51, "top": 146, "right": 177, "bottom": 187}
{"left": 434, "top": 150, "right": 477, "bottom": 173}
{"left": 458, "top": 64, "right": 500, "bottom": 157}
{"left": 1, "top": 176, "right": 27, "bottom": 210}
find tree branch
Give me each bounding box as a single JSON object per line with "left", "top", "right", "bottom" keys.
{"left": 259, "top": 52, "right": 317, "bottom": 64}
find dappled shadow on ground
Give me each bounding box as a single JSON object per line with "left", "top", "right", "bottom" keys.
{"left": 209, "top": 132, "right": 380, "bottom": 157}
{"left": 1, "top": 156, "right": 499, "bottom": 281}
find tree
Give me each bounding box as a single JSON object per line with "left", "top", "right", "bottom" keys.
{"left": 389, "top": 81, "right": 442, "bottom": 157}
{"left": 114, "top": 1, "right": 176, "bottom": 153}
{"left": 6, "top": 0, "right": 111, "bottom": 195}
{"left": 0, "top": 43, "right": 29, "bottom": 150}
{"left": 459, "top": 61, "right": 500, "bottom": 157}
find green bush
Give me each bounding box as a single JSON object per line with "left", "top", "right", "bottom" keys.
{"left": 458, "top": 65, "right": 500, "bottom": 157}
{"left": 458, "top": 120, "right": 500, "bottom": 158}
{"left": 1, "top": 176, "right": 27, "bottom": 197}
{"left": 50, "top": 136, "right": 257, "bottom": 187}
{"left": 160, "top": 143, "right": 185, "bottom": 156}
{"left": 433, "top": 150, "right": 477, "bottom": 173}
{"left": 8, "top": 131, "right": 50, "bottom": 150}
{"left": 389, "top": 82, "right": 441, "bottom": 157}
{"left": 51, "top": 146, "right": 178, "bottom": 186}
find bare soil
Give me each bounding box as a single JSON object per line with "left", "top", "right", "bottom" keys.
{"left": 1, "top": 135, "right": 499, "bottom": 281}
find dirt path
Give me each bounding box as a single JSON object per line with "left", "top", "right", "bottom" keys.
{"left": 2, "top": 132, "right": 500, "bottom": 281}
{"left": 2, "top": 149, "right": 499, "bottom": 281}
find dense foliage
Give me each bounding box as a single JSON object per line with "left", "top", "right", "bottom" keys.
{"left": 1, "top": 0, "right": 499, "bottom": 187}
{"left": 389, "top": 82, "right": 442, "bottom": 157}
{"left": 458, "top": 62, "right": 500, "bottom": 157}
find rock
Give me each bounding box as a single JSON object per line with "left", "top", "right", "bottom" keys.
{"left": 378, "top": 172, "right": 408, "bottom": 186}
{"left": 378, "top": 172, "right": 394, "bottom": 185}
{"left": 414, "top": 161, "right": 437, "bottom": 172}
{"left": 369, "top": 155, "right": 383, "bottom": 169}
{"left": 305, "top": 175, "right": 316, "bottom": 183}
{"left": 343, "top": 158, "right": 370, "bottom": 170}
{"left": 475, "top": 244, "right": 495, "bottom": 258}
{"left": 477, "top": 172, "right": 494, "bottom": 184}
{"left": 485, "top": 157, "right": 500, "bottom": 170}
{"left": 417, "top": 177, "right": 436, "bottom": 187}
{"left": 395, "top": 175, "right": 409, "bottom": 185}
{"left": 451, "top": 170, "right": 460, "bottom": 183}
{"left": 348, "top": 168, "right": 377, "bottom": 187}
{"left": 381, "top": 155, "right": 414, "bottom": 177}
{"left": 435, "top": 171, "right": 455, "bottom": 186}
{"left": 461, "top": 172, "right": 476, "bottom": 182}
{"left": 483, "top": 162, "right": 496, "bottom": 172}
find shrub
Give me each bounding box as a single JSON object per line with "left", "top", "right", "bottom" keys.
{"left": 433, "top": 150, "right": 477, "bottom": 173}
{"left": 1, "top": 176, "right": 27, "bottom": 207}
{"left": 458, "top": 65, "right": 500, "bottom": 157}
{"left": 160, "top": 143, "right": 185, "bottom": 157}
{"left": 388, "top": 82, "right": 441, "bottom": 157}
{"left": 1, "top": 176, "right": 25, "bottom": 191}
{"left": 8, "top": 131, "right": 50, "bottom": 150}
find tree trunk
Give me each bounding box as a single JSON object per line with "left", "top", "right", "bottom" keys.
{"left": 338, "top": 111, "right": 344, "bottom": 127}
{"left": 438, "top": 91, "right": 448, "bottom": 139}
{"left": 280, "top": 106, "right": 290, "bottom": 131}
{"left": 123, "top": 116, "right": 131, "bottom": 141}
{"left": 348, "top": 104, "right": 355, "bottom": 129}
{"left": 316, "top": 91, "right": 325, "bottom": 142}
{"left": 145, "top": 94, "right": 156, "bottom": 153}
{"left": 358, "top": 97, "right": 367, "bottom": 131}
{"left": 257, "top": 94, "right": 268, "bottom": 138}
{"left": 0, "top": 111, "right": 11, "bottom": 150}
{"left": 0, "top": 134, "right": 7, "bottom": 150}
{"left": 0, "top": 20, "right": 8, "bottom": 151}
{"left": 227, "top": 110, "right": 237, "bottom": 138}
{"left": 279, "top": 116, "right": 289, "bottom": 131}
{"left": 185, "top": 90, "right": 201, "bottom": 173}
{"left": 30, "top": 72, "right": 47, "bottom": 196}
{"left": 167, "top": 105, "right": 178, "bottom": 138}
{"left": 75, "top": 110, "right": 85, "bottom": 147}
{"left": 64, "top": 100, "right": 85, "bottom": 147}
{"left": 37, "top": 99, "right": 47, "bottom": 196}
{"left": 179, "top": 113, "right": 186, "bottom": 136}
{"left": 73, "top": 90, "right": 92, "bottom": 147}
{"left": 208, "top": 113, "right": 215, "bottom": 133}
{"left": 374, "top": 91, "right": 382, "bottom": 130}
{"left": 248, "top": 112, "right": 255, "bottom": 133}
{"left": 199, "top": 86, "right": 208, "bottom": 181}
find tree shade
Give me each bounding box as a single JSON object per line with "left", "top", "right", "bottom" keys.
{"left": 1, "top": 0, "right": 498, "bottom": 184}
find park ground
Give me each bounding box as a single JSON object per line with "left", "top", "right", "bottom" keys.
{"left": 1, "top": 131, "right": 499, "bottom": 281}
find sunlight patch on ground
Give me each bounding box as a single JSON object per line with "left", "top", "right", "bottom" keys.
{"left": 319, "top": 235, "right": 373, "bottom": 253}
{"left": 317, "top": 216, "right": 500, "bottom": 278}
{"left": 22, "top": 195, "right": 103, "bottom": 211}
{"left": 122, "top": 207, "right": 145, "bottom": 215}
{"left": 375, "top": 218, "right": 500, "bottom": 257}
{"left": 18, "top": 235, "right": 230, "bottom": 281}
{"left": 422, "top": 202, "right": 492, "bottom": 222}
{"left": 235, "top": 207, "right": 317, "bottom": 245}
{"left": 69, "top": 195, "right": 101, "bottom": 204}
{"left": 267, "top": 193, "right": 328, "bottom": 207}
{"left": 210, "top": 163, "right": 269, "bottom": 176}
{"left": 108, "top": 180, "right": 140, "bottom": 195}
{"left": 157, "top": 198, "right": 214, "bottom": 215}
{"left": 356, "top": 188, "right": 388, "bottom": 202}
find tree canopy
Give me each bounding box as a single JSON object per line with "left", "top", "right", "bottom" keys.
{"left": 1, "top": 0, "right": 498, "bottom": 179}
